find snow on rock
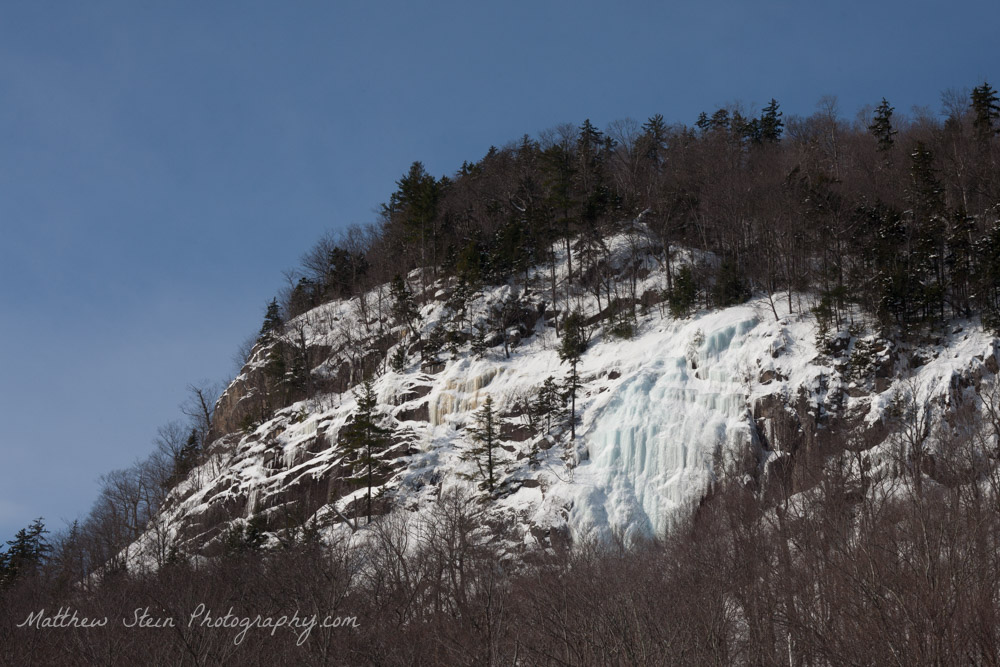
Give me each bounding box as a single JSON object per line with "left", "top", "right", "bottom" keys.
{"left": 131, "top": 231, "right": 1000, "bottom": 568}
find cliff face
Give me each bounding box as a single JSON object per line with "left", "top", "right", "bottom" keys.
{"left": 130, "top": 233, "right": 1000, "bottom": 567}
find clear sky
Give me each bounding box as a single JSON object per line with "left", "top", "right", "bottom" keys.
{"left": 1, "top": 0, "right": 997, "bottom": 542}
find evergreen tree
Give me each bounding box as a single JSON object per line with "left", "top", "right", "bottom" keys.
{"left": 259, "top": 298, "right": 283, "bottom": 338}
{"left": 390, "top": 274, "right": 420, "bottom": 333}
{"left": 172, "top": 428, "right": 201, "bottom": 481}
{"left": 287, "top": 333, "right": 309, "bottom": 397}
{"left": 485, "top": 218, "right": 536, "bottom": 284}
{"left": 322, "top": 246, "right": 369, "bottom": 300}
{"left": 470, "top": 324, "right": 491, "bottom": 359}
{"left": 223, "top": 515, "right": 267, "bottom": 555}
{"left": 462, "top": 395, "right": 503, "bottom": 493}
{"left": 288, "top": 277, "right": 320, "bottom": 318}
{"left": 712, "top": 257, "right": 750, "bottom": 307}
{"left": 971, "top": 82, "right": 1000, "bottom": 141}
{"left": 869, "top": 98, "right": 898, "bottom": 152}
{"left": 541, "top": 138, "right": 579, "bottom": 298}
{"left": 445, "top": 276, "right": 476, "bottom": 335}
{"left": 759, "top": 99, "right": 784, "bottom": 143}
{"left": 422, "top": 326, "right": 445, "bottom": 363}
{"left": 383, "top": 161, "right": 442, "bottom": 271}
{"left": 974, "top": 222, "right": 1000, "bottom": 332}
{"left": 576, "top": 119, "right": 616, "bottom": 229}
{"left": 669, "top": 264, "right": 698, "bottom": 318}
{"left": 341, "top": 380, "right": 392, "bottom": 523}
{"left": 577, "top": 119, "right": 605, "bottom": 171}
{"left": 708, "top": 108, "right": 730, "bottom": 133}
{"left": 729, "top": 110, "right": 760, "bottom": 146}
{"left": 909, "top": 142, "right": 947, "bottom": 323}
{"left": 1, "top": 518, "right": 50, "bottom": 586}
{"left": 909, "top": 143, "right": 944, "bottom": 213}
{"left": 850, "top": 202, "right": 909, "bottom": 330}
{"left": 263, "top": 340, "right": 288, "bottom": 406}
{"left": 389, "top": 346, "right": 407, "bottom": 372}
{"left": 946, "top": 208, "right": 976, "bottom": 318}
{"left": 640, "top": 113, "right": 668, "bottom": 165}
{"left": 531, "top": 376, "right": 567, "bottom": 434}
{"left": 559, "top": 311, "right": 588, "bottom": 440}
{"left": 452, "top": 236, "right": 486, "bottom": 287}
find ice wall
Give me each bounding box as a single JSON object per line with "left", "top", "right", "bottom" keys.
{"left": 429, "top": 366, "right": 501, "bottom": 426}
{"left": 572, "top": 313, "right": 760, "bottom": 542}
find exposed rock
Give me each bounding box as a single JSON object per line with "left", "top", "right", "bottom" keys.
{"left": 828, "top": 333, "right": 851, "bottom": 356}
{"left": 395, "top": 402, "right": 430, "bottom": 422}
{"left": 759, "top": 369, "right": 787, "bottom": 385}
{"left": 395, "top": 383, "right": 433, "bottom": 405}
{"left": 500, "top": 421, "right": 536, "bottom": 442}
{"left": 421, "top": 360, "right": 446, "bottom": 375}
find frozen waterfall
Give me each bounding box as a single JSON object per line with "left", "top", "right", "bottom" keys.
{"left": 571, "top": 312, "right": 760, "bottom": 542}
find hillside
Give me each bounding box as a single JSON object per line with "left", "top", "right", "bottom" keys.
{"left": 124, "top": 229, "right": 1000, "bottom": 568}
{"left": 6, "top": 81, "right": 1000, "bottom": 662}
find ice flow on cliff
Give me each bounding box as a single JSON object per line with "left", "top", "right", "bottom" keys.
{"left": 568, "top": 310, "right": 761, "bottom": 543}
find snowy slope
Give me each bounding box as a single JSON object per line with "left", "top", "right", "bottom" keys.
{"left": 130, "top": 230, "right": 1000, "bottom": 568}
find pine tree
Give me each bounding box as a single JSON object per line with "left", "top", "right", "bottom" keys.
{"left": 445, "top": 276, "right": 475, "bottom": 330}
{"left": 947, "top": 208, "right": 976, "bottom": 319}
{"left": 712, "top": 257, "right": 750, "bottom": 307}
{"left": 577, "top": 119, "right": 605, "bottom": 175}
{"left": 640, "top": 113, "right": 668, "bottom": 165}
{"left": 910, "top": 142, "right": 945, "bottom": 216}
{"left": 669, "top": 264, "right": 698, "bottom": 318}
{"left": 909, "top": 142, "right": 947, "bottom": 324}
{"left": 470, "top": 324, "right": 491, "bottom": 359}
{"left": 422, "top": 326, "right": 445, "bottom": 364}
{"left": 973, "top": 222, "right": 1000, "bottom": 333}
{"left": 322, "top": 246, "right": 369, "bottom": 300}
{"left": 389, "top": 346, "right": 407, "bottom": 372}
{"left": 559, "top": 311, "right": 588, "bottom": 440}
{"left": 531, "top": 376, "right": 567, "bottom": 434}
{"left": 288, "top": 277, "right": 319, "bottom": 318}
{"left": 695, "top": 111, "right": 711, "bottom": 133}
{"left": 1, "top": 518, "right": 50, "bottom": 586}
{"left": 383, "top": 161, "right": 441, "bottom": 272}
{"left": 703, "top": 108, "right": 730, "bottom": 133}
{"left": 287, "top": 331, "right": 309, "bottom": 397}
{"left": 263, "top": 340, "right": 288, "bottom": 407}
{"left": 541, "top": 138, "right": 579, "bottom": 303}
{"left": 971, "top": 82, "right": 1000, "bottom": 142}
{"left": 172, "top": 428, "right": 201, "bottom": 481}
{"left": 462, "top": 395, "right": 503, "bottom": 493}
{"left": 759, "top": 99, "right": 784, "bottom": 143}
{"left": 260, "top": 298, "right": 283, "bottom": 338}
{"left": 390, "top": 274, "right": 419, "bottom": 333}
{"left": 869, "top": 98, "right": 897, "bottom": 152}
{"left": 224, "top": 515, "right": 267, "bottom": 555}
{"left": 341, "top": 380, "right": 392, "bottom": 523}
{"left": 576, "top": 119, "right": 615, "bottom": 230}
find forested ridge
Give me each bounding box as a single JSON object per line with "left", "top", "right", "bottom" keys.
{"left": 283, "top": 84, "right": 1000, "bottom": 337}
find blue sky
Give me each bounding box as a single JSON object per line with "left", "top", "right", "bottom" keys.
{"left": 1, "top": 0, "right": 997, "bottom": 542}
